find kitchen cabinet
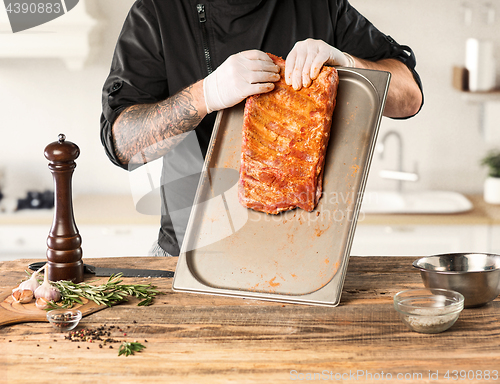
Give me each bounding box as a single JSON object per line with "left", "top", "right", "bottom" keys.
{"left": 78, "top": 224, "right": 158, "bottom": 257}
{"left": 490, "top": 225, "right": 500, "bottom": 254}
{"left": 0, "top": 0, "right": 98, "bottom": 70}
{"left": 0, "top": 224, "right": 159, "bottom": 261}
{"left": 0, "top": 195, "right": 160, "bottom": 261}
{"left": 0, "top": 225, "right": 48, "bottom": 260}
{"left": 350, "top": 224, "right": 490, "bottom": 256}
{"left": 351, "top": 195, "right": 500, "bottom": 256}
{"left": 1, "top": 194, "right": 499, "bottom": 261}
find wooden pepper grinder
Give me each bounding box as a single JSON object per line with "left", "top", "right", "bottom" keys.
{"left": 44, "top": 134, "right": 84, "bottom": 283}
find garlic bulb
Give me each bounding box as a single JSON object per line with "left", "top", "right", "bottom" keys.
{"left": 34, "top": 268, "right": 61, "bottom": 303}
{"left": 12, "top": 289, "right": 34, "bottom": 304}
{"left": 17, "top": 264, "right": 44, "bottom": 293}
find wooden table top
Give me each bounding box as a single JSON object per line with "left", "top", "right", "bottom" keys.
{"left": 1, "top": 256, "right": 499, "bottom": 384}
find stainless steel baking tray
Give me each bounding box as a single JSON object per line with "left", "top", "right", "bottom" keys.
{"left": 172, "top": 68, "right": 390, "bottom": 306}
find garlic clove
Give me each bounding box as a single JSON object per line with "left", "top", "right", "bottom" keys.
{"left": 12, "top": 289, "right": 34, "bottom": 304}
{"left": 34, "top": 268, "right": 61, "bottom": 303}
{"left": 35, "top": 297, "right": 50, "bottom": 310}
{"left": 16, "top": 264, "right": 44, "bottom": 294}
{"left": 11, "top": 289, "right": 21, "bottom": 302}
{"left": 34, "top": 283, "right": 61, "bottom": 302}
{"left": 18, "top": 275, "right": 41, "bottom": 293}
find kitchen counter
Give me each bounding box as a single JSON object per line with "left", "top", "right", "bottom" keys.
{"left": 0, "top": 194, "right": 159, "bottom": 226}
{"left": 1, "top": 256, "right": 499, "bottom": 383}
{"left": 0, "top": 195, "right": 161, "bottom": 260}
{"left": 1, "top": 194, "right": 499, "bottom": 226}
{"left": 359, "top": 194, "right": 500, "bottom": 226}
{"left": 2, "top": 194, "right": 499, "bottom": 260}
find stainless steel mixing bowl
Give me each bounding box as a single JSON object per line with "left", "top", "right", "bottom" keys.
{"left": 413, "top": 253, "right": 500, "bottom": 308}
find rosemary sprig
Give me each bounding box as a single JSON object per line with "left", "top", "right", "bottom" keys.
{"left": 118, "top": 341, "right": 146, "bottom": 357}
{"left": 46, "top": 273, "right": 161, "bottom": 310}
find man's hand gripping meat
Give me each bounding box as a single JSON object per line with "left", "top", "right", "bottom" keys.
{"left": 203, "top": 50, "right": 281, "bottom": 114}
{"left": 284, "top": 38, "right": 422, "bottom": 118}
{"left": 285, "top": 38, "right": 354, "bottom": 90}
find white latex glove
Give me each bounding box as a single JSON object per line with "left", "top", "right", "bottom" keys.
{"left": 203, "top": 50, "right": 280, "bottom": 113}
{"left": 285, "top": 38, "right": 354, "bottom": 90}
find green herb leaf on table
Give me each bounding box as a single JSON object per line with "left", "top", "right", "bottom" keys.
{"left": 46, "top": 273, "right": 161, "bottom": 310}
{"left": 118, "top": 341, "right": 146, "bottom": 357}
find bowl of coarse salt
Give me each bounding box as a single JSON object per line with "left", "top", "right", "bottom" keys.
{"left": 393, "top": 288, "right": 464, "bottom": 334}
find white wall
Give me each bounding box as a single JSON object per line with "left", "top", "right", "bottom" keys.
{"left": 0, "top": 0, "right": 135, "bottom": 199}
{"left": 351, "top": 0, "right": 500, "bottom": 193}
{"left": 0, "top": 0, "right": 498, "bottom": 200}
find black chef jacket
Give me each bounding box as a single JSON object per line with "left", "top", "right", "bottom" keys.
{"left": 101, "top": 0, "right": 423, "bottom": 256}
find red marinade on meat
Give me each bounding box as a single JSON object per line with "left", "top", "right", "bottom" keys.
{"left": 238, "top": 54, "right": 339, "bottom": 214}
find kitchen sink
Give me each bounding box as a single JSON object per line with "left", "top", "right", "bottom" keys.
{"left": 360, "top": 190, "right": 473, "bottom": 214}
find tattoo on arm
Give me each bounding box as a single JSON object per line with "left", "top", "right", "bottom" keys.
{"left": 112, "top": 84, "right": 204, "bottom": 165}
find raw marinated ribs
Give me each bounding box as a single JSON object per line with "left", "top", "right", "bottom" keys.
{"left": 238, "top": 54, "right": 339, "bottom": 214}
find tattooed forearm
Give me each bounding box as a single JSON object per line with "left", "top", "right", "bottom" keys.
{"left": 112, "top": 81, "right": 207, "bottom": 165}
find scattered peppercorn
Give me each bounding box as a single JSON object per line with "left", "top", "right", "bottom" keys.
{"left": 65, "top": 327, "right": 121, "bottom": 344}
{"left": 64, "top": 324, "right": 143, "bottom": 351}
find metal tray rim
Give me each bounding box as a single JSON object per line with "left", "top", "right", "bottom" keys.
{"left": 172, "top": 67, "right": 390, "bottom": 307}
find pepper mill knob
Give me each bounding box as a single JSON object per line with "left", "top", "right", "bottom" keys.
{"left": 45, "top": 133, "right": 80, "bottom": 163}
{"left": 44, "top": 134, "right": 84, "bottom": 283}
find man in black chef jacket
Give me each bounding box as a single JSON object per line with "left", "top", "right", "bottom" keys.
{"left": 100, "top": 0, "right": 423, "bottom": 257}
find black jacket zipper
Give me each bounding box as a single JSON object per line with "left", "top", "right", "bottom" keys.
{"left": 197, "top": 4, "right": 214, "bottom": 74}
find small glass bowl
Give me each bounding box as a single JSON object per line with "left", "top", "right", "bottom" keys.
{"left": 393, "top": 288, "right": 464, "bottom": 334}
{"left": 46, "top": 309, "right": 82, "bottom": 332}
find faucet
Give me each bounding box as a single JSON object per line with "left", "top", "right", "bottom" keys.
{"left": 377, "top": 130, "right": 419, "bottom": 192}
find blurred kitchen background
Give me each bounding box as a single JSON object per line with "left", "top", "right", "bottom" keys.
{"left": 0, "top": 0, "right": 499, "bottom": 260}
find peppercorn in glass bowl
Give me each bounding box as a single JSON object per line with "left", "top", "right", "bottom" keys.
{"left": 46, "top": 309, "right": 82, "bottom": 331}
{"left": 393, "top": 288, "right": 464, "bottom": 334}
